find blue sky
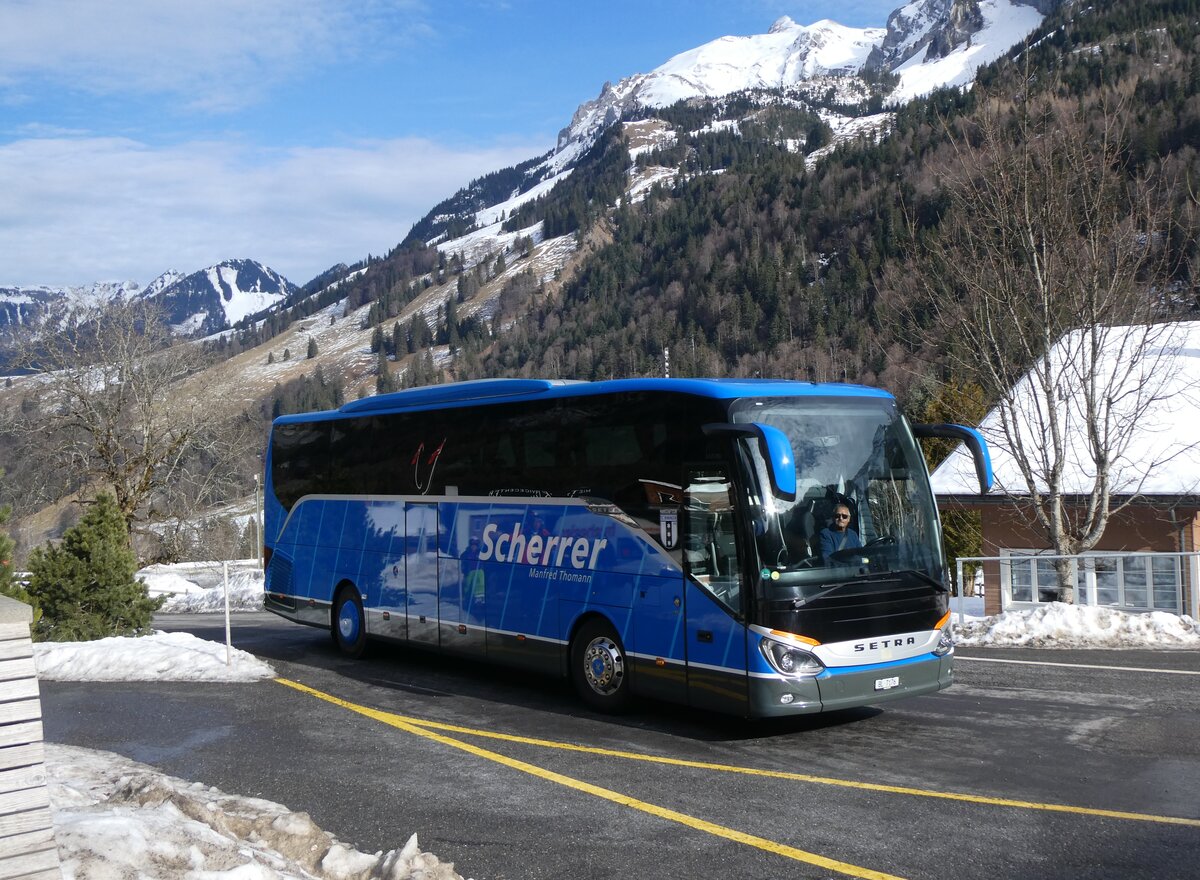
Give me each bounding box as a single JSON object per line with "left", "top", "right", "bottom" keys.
{"left": 0, "top": 1, "right": 901, "bottom": 288}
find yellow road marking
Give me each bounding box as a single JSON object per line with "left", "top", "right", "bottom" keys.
{"left": 276, "top": 678, "right": 905, "bottom": 880}
{"left": 276, "top": 677, "right": 1200, "bottom": 830}
{"left": 389, "top": 713, "right": 1200, "bottom": 829}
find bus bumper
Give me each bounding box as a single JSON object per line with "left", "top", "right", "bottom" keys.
{"left": 749, "top": 654, "right": 953, "bottom": 718}
{"left": 817, "top": 654, "right": 953, "bottom": 712}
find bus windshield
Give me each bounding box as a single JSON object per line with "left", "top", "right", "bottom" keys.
{"left": 730, "top": 396, "right": 945, "bottom": 592}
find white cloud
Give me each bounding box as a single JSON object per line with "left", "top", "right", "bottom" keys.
{"left": 0, "top": 133, "right": 550, "bottom": 287}
{"left": 0, "top": 0, "right": 429, "bottom": 111}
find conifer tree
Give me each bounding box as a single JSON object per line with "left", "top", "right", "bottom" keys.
{"left": 26, "top": 493, "right": 161, "bottom": 641}
{"left": 0, "top": 508, "right": 13, "bottom": 591}
{"left": 0, "top": 470, "right": 29, "bottom": 615}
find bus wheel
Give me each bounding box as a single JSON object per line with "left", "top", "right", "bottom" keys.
{"left": 332, "top": 586, "right": 367, "bottom": 658}
{"left": 571, "top": 619, "right": 631, "bottom": 712}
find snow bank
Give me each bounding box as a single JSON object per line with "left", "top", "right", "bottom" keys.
{"left": 141, "top": 569, "right": 207, "bottom": 596}
{"left": 158, "top": 571, "right": 265, "bottom": 613}
{"left": 34, "top": 631, "right": 276, "bottom": 681}
{"left": 954, "top": 602, "right": 1200, "bottom": 648}
{"left": 140, "top": 560, "right": 266, "bottom": 612}
{"left": 46, "top": 744, "right": 464, "bottom": 880}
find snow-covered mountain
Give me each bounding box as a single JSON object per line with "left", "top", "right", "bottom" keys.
{"left": 143, "top": 260, "right": 297, "bottom": 336}
{"left": 0, "top": 280, "right": 142, "bottom": 331}
{"left": 416, "top": 0, "right": 1054, "bottom": 277}
{"left": 0, "top": 260, "right": 295, "bottom": 340}
{"left": 553, "top": 0, "right": 1049, "bottom": 166}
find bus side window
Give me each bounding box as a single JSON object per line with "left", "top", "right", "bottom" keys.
{"left": 683, "top": 468, "right": 743, "bottom": 613}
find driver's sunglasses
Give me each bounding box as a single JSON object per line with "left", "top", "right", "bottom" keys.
{"left": 834, "top": 513, "right": 851, "bottom": 520}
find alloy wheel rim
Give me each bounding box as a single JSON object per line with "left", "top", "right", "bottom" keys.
{"left": 583, "top": 636, "right": 624, "bottom": 695}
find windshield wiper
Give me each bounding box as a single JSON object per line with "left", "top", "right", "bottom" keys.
{"left": 889, "top": 568, "right": 950, "bottom": 592}
{"left": 835, "top": 568, "right": 948, "bottom": 591}
{"left": 790, "top": 582, "right": 850, "bottom": 608}
{"left": 783, "top": 569, "right": 947, "bottom": 609}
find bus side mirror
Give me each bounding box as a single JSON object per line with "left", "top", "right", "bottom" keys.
{"left": 702, "top": 422, "right": 797, "bottom": 501}
{"left": 912, "top": 423, "right": 993, "bottom": 494}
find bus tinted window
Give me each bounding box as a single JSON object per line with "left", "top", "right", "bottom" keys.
{"left": 273, "top": 391, "right": 718, "bottom": 520}
{"left": 271, "top": 422, "right": 331, "bottom": 508}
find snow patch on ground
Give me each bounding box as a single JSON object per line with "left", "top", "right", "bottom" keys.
{"left": 33, "top": 631, "right": 276, "bottom": 681}
{"left": 160, "top": 577, "right": 265, "bottom": 613}
{"left": 46, "top": 744, "right": 465, "bottom": 880}
{"left": 954, "top": 602, "right": 1200, "bottom": 648}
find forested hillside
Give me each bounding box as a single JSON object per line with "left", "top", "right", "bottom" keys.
{"left": 454, "top": 0, "right": 1200, "bottom": 420}
{"left": 235, "top": 0, "right": 1199, "bottom": 431}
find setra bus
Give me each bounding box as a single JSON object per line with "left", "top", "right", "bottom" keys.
{"left": 262, "top": 378, "right": 991, "bottom": 717}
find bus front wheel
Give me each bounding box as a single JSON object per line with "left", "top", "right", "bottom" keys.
{"left": 571, "top": 619, "right": 631, "bottom": 713}
{"left": 332, "top": 586, "right": 367, "bottom": 658}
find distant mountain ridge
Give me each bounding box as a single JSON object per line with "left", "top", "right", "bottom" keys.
{"left": 0, "top": 259, "right": 296, "bottom": 340}
{"left": 143, "top": 260, "right": 297, "bottom": 336}
{"left": 0, "top": 279, "right": 142, "bottom": 332}
{"left": 2, "top": 0, "right": 1054, "bottom": 354}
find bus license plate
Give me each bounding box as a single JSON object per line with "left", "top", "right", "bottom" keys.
{"left": 874, "top": 676, "right": 900, "bottom": 691}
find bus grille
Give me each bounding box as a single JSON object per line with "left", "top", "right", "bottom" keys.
{"left": 265, "top": 556, "right": 295, "bottom": 611}
{"left": 768, "top": 579, "right": 945, "bottom": 643}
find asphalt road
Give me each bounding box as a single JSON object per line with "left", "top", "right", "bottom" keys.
{"left": 41, "top": 613, "right": 1200, "bottom": 880}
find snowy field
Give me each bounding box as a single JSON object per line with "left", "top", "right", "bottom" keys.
{"left": 29, "top": 563, "right": 1200, "bottom": 878}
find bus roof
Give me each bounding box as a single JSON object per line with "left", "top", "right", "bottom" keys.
{"left": 272, "top": 377, "right": 894, "bottom": 425}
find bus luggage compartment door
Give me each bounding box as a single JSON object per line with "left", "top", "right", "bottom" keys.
{"left": 406, "top": 502, "right": 440, "bottom": 648}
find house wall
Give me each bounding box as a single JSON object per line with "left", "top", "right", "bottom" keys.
{"left": 973, "top": 503, "right": 1200, "bottom": 615}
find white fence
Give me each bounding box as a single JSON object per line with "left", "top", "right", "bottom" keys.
{"left": 955, "top": 551, "right": 1200, "bottom": 620}
{"left": 0, "top": 597, "right": 60, "bottom": 880}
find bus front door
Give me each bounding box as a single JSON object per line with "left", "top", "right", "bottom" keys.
{"left": 406, "top": 502, "right": 440, "bottom": 648}
{"left": 683, "top": 468, "right": 750, "bottom": 715}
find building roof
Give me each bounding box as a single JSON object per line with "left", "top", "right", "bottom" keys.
{"left": 930, "top": 322, "right": 1200, "bottom": 498}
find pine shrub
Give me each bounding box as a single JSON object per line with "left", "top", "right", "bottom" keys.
{"left": 0, "top": 498, "right": 37, "bottom": 623}
{"left": 26, "top": 493, "right": 161, "bottom": 642}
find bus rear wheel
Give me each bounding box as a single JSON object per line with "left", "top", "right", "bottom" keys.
{"left": 571, "top": 619, "right": 631, "bottom": 713}
{"left": 332, "top": 586, "right": 367, "bottom": 658}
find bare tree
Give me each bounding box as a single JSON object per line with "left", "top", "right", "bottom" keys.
{"left": 887, "top": 93, "right": 1197, "bottom": 601}
{"left": 6, "top": 298, "right": 251, "bottom": 554}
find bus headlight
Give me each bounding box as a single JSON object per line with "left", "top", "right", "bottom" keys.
{"left": 933, "top": 626, "right": 954, "bottom": 657}
{"left": 759, "top": 638, "right": 824, "bottom": 678}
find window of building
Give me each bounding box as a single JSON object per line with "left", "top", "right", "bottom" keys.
{"left": 1001, "top": 550, "right": 1181, "bottom": 612}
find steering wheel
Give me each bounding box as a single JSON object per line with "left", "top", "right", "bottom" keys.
{"left": 863, "top": 534, "right": 897, "bottom": 549}
{"left": 828, "top": 546, "right": 864, "bottom": 563}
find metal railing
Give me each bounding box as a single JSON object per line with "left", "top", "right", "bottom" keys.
{"left": 953, "top": 551, "right": 1200, "bottom": 624}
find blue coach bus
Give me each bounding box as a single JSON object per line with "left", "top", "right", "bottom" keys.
{"left": 263, "top": 378, "right": 991, "bottom": 717}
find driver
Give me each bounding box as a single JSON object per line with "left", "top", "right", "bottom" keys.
{"left": 820, "top": 503, "right": 861, "bottom": 559}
